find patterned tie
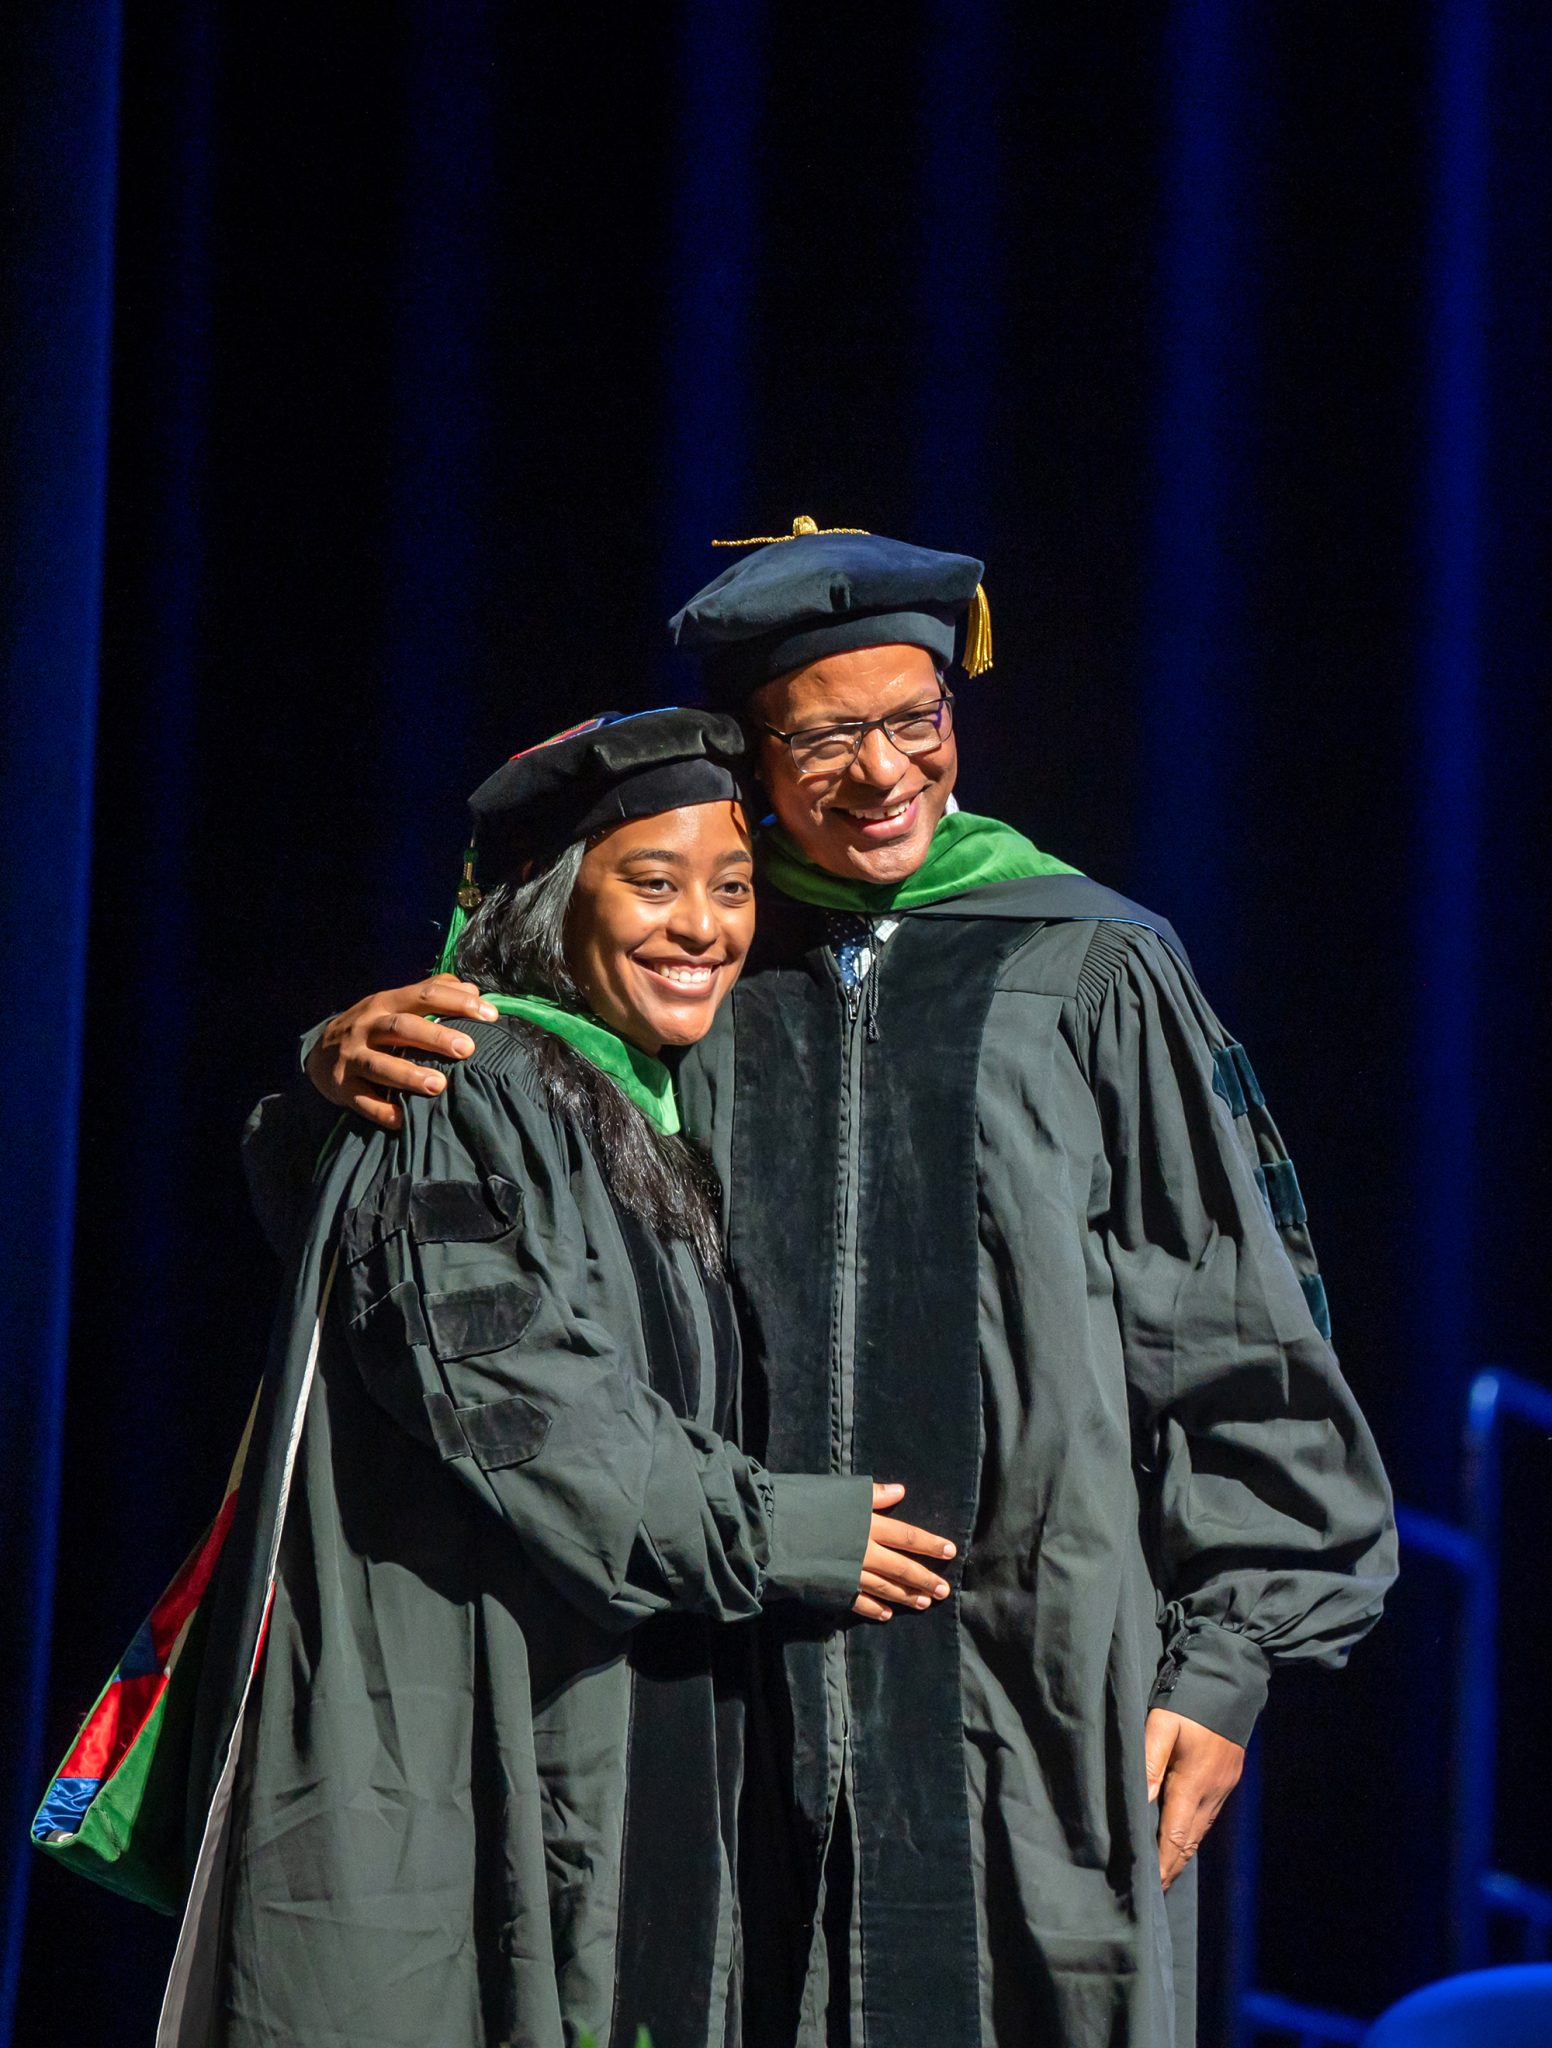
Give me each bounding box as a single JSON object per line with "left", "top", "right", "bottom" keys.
{"left": 825, "top": 911, "right": 875, "bottom": 994}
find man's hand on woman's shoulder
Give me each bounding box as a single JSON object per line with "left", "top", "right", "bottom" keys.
{"left": 306, "top": 974, "right": 493, "bottom": 1130}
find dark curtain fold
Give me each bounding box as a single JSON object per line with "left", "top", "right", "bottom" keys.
{"left": 4, "top": 5, "right": 1550, "bottom": 2043}
{"left": 0, "top": 6, "right": 121, "bottom": 2036}
{"left": 660, "top": 0, "right": 765, "bottom": 680}
{"left": 1413, "top": 0, "right": 1489, "bottom": 1476}
{"left": 1140, "top": 0, "right": 1264, "bottom": 1004}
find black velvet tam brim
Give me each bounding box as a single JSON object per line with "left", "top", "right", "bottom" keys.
{"left": 699, "top": 608, "right": 958, "bottom": 706}
{"left": 469, "top": 706, "right": 751, "bottom": 880}
{"left": 669, "top": 529, "right": 983, "bottom": 701}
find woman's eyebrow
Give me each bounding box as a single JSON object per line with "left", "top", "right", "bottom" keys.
{"left": 618, "top": 847, "right": 754, "bottom": 868}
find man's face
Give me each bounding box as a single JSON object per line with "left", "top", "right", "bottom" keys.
{"left": 750, "top": 643, "right": 958, "bottom": 885}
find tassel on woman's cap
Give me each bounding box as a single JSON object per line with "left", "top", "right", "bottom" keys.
{"left": 435, "top": 846, "right": 482, "bottom": 976}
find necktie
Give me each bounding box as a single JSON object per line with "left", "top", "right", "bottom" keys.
{"left": 825, "top": 911, "right": 874, "bottom": 993}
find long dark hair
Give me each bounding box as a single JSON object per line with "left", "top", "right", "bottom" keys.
{"left": 454, "top": 845, "right": 726, "bottom": 1274}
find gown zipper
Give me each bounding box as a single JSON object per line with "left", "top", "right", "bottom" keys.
{"left": 810, "top": 934, "right": 872, "bottom": 2043}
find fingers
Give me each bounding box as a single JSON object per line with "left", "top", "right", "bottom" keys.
{"left": 343, "top": 1090, "right": 405, "bottom": 1132}
{"left": 1146, "top": 1711, "right": 1244, "bottom": 1892}
{"left": 1144, "top": 1708, "right": 1179, "bottom": 1806}
{"left": 310, "top": 979, "right": 492, "bottom": 1113}
{"left": 869, "top": 1514, "right": 956, "bottom": 1560}
{"left": 859, "top": 1572, "right": 937, "bottom": 1612}
{"left": 1157, "top": 1772, "right": 1232, "bottom": 1891}
{"left": 426, "top": 976, "right": 499, "bottom": 1022}
{"left": 861, "top": 1543, "right": 953, "bottom": 1608}
{"left": 370, "top": 1014, "right": 480, "bottom": 1060}
{"left": 855, "top": 1494, "right": 958, "bottom": 1615}
{"left": 396, "top": 976, "right": 497, "bottom": 1023}
{"left": 861, "top": 1553, "right": 951, "bottom": 1601}
{"left": 314, "top": 1044, "right": 443, "bottom": 1111}
{"left": 1157, "top": 1771, "right": 1201, "bottom": 1893}
{"left": 858, "top": 1505, "right": 958, "bottom": 1611}
{"left": 348, "top": 1047, "right": 450, "bottom": 1096}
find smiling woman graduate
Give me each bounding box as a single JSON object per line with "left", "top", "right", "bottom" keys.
{"left": 145, "top": 708, "right": 957, "bottom": 2048}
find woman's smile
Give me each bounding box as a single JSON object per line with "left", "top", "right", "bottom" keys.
{"left": 632, "top": 954, "right": 724, "bottom": 993}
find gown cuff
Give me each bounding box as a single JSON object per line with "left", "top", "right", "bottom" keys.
{"left": 763, "top": 1473, "right": 874, "bottom": 1607}
{"left": 1149, "top": 1619, "right": 1269, "bottom": 1747}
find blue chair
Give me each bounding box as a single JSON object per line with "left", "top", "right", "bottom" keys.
{"left": 1364, "top": 1966, "right": 1552, "bottom": 2048}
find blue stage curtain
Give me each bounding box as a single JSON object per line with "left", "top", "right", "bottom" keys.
{"left": 376, "top": 1, "right": 502, "bottom": 953}
{"left": 659, "top": 0, "right": 765, "bottom": 670}
{"left": 5, "top": 7, "right": 1552, "bottom": 2043}
{"left": 0, "top": 6, "right": 122, "bottom": 2036}
{"left": 1139, "top": 0, "right": 1264, "bottom": 1009}
{"left": 1413, "top": 0, "right": 1489, "bottom": 1488}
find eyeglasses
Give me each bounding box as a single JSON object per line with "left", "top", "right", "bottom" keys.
{"left": 754, "top": 691, "right": 955, "bottom": 778}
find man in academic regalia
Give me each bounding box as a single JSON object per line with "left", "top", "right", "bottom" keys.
{"left": 299, "top": 521, "right": 1398, "bottom": 2048}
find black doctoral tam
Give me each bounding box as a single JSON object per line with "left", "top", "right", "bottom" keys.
{"left": 469, "top": 705, "right": 750, "bottom": 882}
{"left": 668, "top": 517, "right": 990, "bottom": 704}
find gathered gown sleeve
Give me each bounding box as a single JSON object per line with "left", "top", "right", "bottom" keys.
{"left": 1083, "top": 925, "right": 1398, "bottom": 1746}
{"left": 233, "top": 1014, "right": 349, "bottom": 1260}
{"left": 333, "top": 1049, "right": 872, "bottom": 1634}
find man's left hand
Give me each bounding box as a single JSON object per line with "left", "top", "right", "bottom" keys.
{"left": 1144, "top": 1709, "right": 1245, "bottom": 1892}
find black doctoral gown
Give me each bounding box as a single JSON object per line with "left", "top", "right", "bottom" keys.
{"left": 675, "top": 874, "right": 1398, "bottom": 2048}
{"left": 163, "top": 1019, "right": 871, "bottom": 2048}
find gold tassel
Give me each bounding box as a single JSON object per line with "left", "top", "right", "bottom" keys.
{"left": 436, "top": 848, "right": 483, "bottom": 976}
{"left": 711, "top": 514, "right": 871, "bottom": 548}
{"left": 456, "top": 846, "right": 482, "bottom": 912}
{"left": 963, "top": 583, "right": 993, "bottom": 676}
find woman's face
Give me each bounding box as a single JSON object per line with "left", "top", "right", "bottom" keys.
{"left": 566, "top": 800, "right": 755, "bottom": 1054}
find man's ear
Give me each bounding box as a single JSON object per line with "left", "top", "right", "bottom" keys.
{"left": 754, "top": 750, "right": 787, "bottom": 814}
{"left": 738, "top": 710, "right": 775, "bottom": 801}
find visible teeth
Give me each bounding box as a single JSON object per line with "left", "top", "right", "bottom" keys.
{"left": 854, "top": 800, "right": 911, "bottom": 822}
{"left": 652, "top": 965, "right": 714, "bottom": 985}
